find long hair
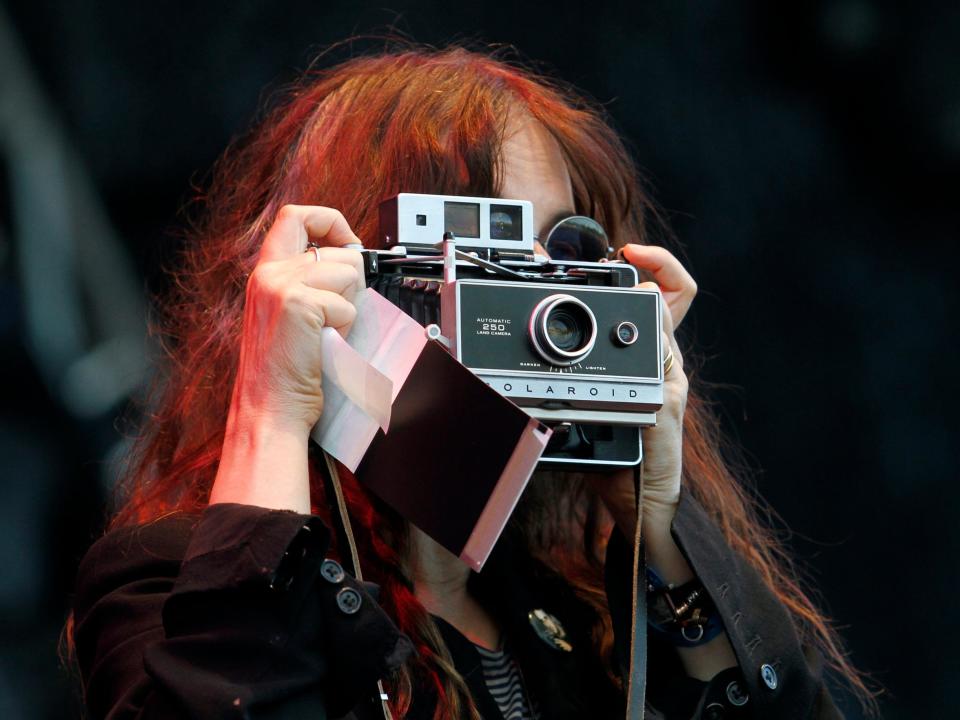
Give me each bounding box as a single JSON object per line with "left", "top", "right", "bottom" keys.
{"left": 101, "top": 44, "right": 873, "bottom": 716}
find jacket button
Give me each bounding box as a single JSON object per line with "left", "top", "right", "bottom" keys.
{"left": 704, "top": 702, "right": 726, "bottom": 719}
{"left": 336, "top": 587, "right": 363, "bottom": 615}
{"left": 725, "top": 679, "right": 749, "bottom": 706}
{"left": 760, "top": 663, "right": 779, "bottom": 690}
{"left": 320, "top": 558, "right": 345, "bottom": 584}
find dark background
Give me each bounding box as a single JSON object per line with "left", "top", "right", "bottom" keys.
{"left": 1, "top": 1, "right": 957, "bottom": 717}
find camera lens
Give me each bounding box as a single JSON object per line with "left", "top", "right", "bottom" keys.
{"left": 547, "top": 310, "right": 585, "bottom": 351}
{"left": 529, "top": 294, "right": 598, "bottom": 366}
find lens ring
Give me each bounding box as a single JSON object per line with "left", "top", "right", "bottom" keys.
{"left": 529, "top": 294, "right": 598, "bottom": 366}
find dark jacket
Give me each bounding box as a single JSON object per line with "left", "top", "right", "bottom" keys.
{"left": 72, "top": 490, "right": 842, "bottom": 719}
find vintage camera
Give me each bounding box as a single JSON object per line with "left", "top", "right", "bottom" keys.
{"left": 363, "top": 193, "right": 664, "bottom": 470}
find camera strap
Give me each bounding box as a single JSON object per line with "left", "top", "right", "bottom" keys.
{"left": 321, "top": 451, "right": 394, "bottom": 720}
{"left": 321, "top": 450, "right": 649, "bottom": 720}
{"left": 625, "top": 462, "right": 649, "bottom": 719}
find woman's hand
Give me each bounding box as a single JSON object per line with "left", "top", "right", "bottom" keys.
{"left": 608, "top": 246, "right": 739, "bottom": 679}
{"left": 209, "top": 205, "right": 365, "bottom": 513}
{"left": 231, "top": 205, "right": 365, "bottom": 433}
{"left": 622, "top": 243, "right": 696, "bottom": 516}
{"left": 586, "top": 244, "right": 697, "bottom": 555}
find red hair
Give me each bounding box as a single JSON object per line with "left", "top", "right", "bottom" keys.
{"left": 100, "top": 44, "right": 873, "bottom": 715}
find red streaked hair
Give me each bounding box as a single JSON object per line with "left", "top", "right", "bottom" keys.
{"left": 92, "top": 44, "right": 874, "bottom": 716}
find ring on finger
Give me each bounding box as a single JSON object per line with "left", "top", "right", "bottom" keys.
{"left": 305, "top": 242, "right": 321, "bottom": 262}
{"left": 663, "top": 347, "right": 675, "bottom": 375}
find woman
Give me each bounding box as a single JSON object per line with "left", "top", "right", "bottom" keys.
{"left": 70, "top": 46, "right": 872, "bottom": 719}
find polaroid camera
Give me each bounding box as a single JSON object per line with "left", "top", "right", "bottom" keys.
{"left": 360, "top": 193, "right": 664, "bottom": 471}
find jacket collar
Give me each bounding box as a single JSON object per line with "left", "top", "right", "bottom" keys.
{"left": 433, "top": 616, "right": 506, "bottom": 720}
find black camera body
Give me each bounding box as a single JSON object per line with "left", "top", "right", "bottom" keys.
{"left": 363, "top": 193, "right": 664, "bottom": 470}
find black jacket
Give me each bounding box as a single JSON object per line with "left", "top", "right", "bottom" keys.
{"left": 72, "top": 490, "right": 842, "bottom": 719}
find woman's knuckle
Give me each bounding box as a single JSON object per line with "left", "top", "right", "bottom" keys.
{"left": 276, "top": 204, "right": 300, "bottom": 222}
{"left": 246, "top": 264, "right": 270, "bottom": 291}
{"left": 331, "top": 291, "right": 353, "bottom": 311}
{"left": 323, "top": 260, "right": 358, "bottom": 286}
{"left": 342, "top": 262, "right": 360, "bottom": 283}
{"left": 327, "top": 296, "right": 356, "bottom": 324}
{"left": 252, "top": 260, "right": 273, "bottom": 279}
{"left": 276, "top": 282, "right": 301, "bottom": 308}
{"left": 352, "top": 255, "right": 365, "bottom": 278}
{"left": 666, "top": 376, "right": 688, "bottom": 401}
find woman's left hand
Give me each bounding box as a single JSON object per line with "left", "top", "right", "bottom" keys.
{"left": 590, "top": 247, "right": 740, "bottom": 676}
{"left": 585, "top": 243, "right": 697, "bottom": 540}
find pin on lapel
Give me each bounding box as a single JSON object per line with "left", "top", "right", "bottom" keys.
{"left": 528, "top": 609, "right": 573, "bottom": 652}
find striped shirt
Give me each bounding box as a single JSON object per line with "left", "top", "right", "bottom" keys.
{"left": 474, "top": 643, "right": 538, "bottom": 720}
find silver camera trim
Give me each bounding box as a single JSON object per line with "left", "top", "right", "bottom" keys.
{"left": 445, "top": 280, "right": 663, "bottom": 385}
{"left": 380, "top": 193, "right": 535, "bottom": 252}
{"left": 441, "top": 279, "right": 664, "bottom": 419}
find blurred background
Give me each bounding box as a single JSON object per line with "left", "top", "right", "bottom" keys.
{"left": 0, "top": 0, "right": 957, "bottom": 717}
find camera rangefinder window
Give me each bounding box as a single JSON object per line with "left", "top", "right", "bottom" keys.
{"left": 443, "top": 201, "right": 481, "bottom": 238}
{"left": 489, "top": 204, "right": 523, "bottom": 241}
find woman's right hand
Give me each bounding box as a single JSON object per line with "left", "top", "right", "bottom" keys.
{"left": 232, "top": 205, "right": 365, "bottom": 433}
{"left": 210, "top": 205, "right": 365, "bottom": 513}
